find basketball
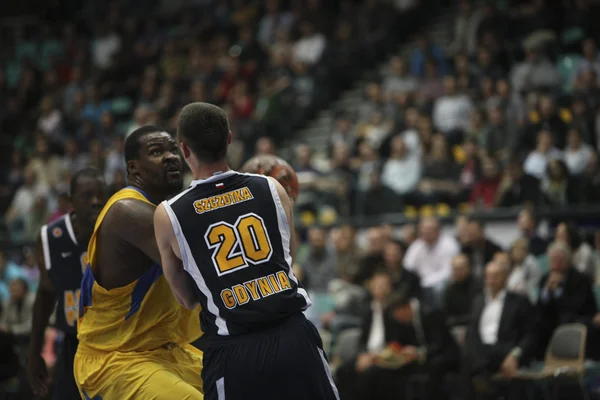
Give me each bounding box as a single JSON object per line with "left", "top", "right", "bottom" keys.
{"left": 241, "top": 155, "right": 299, "bottom": 202}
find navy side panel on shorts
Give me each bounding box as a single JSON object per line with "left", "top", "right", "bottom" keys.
{"left": 201, "top": 314, "right": 339, "bottom": 400}
{"left": 52, "top": 335, "right": 80, "bottom": 400}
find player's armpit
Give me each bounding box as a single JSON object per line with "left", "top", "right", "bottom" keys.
{"left": 104, "top": 198, "right": 162, "bottom": 265}
{"left": 154, "top": 203, "right": 199, "bottom": 310}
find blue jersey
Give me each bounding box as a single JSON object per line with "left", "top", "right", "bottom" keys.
{"left": 40, "top": 213, "right": 87, "bottom": 337}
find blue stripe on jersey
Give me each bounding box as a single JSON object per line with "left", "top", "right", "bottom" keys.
{"left": 126, "top": 186, "right": 157, "bottom": 205}
{"left": 82, "top": 389, "right": 102, "bottom": 400}
{"left": 125, "top": 264, "right": 162, "bottom": 320}
{"left": 79, "top": 265, "right": 95, "bottom": 317}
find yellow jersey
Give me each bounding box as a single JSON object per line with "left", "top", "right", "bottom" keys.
{"left": 77, "top": 186, "right": 203, "bottom": 353}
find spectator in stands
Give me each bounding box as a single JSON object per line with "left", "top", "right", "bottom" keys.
{"left": 523, "top": 130, "right": 563, "bottom": 180}
{"left": 404, "top": 217, "right": 460, "bottom": 306}
{"left": 355, "top": 227, "right": 388, "bottom": 285}
{"left": 581, "top": 151, "right": 600, "bottom": 202}
{"left": 415, "top": 134, "right": 460, "bottom": 205}
{"left": 541, "top": 159, "right": 580, "bottom": 206}
{"left": 382, "top": 240, "right": 421, "bottom": 299}
{"left": 0, "top": 251, "right": 25, "bottom": 302}
{"left": 4, "top": 168, "right": 49, "bottom": 241}
{"left": 443, "top": 253, "right": 482, "bottom": 326}
{"left": 573, "top": 38, "right": 600, "bottom": 87}
{"left": 380, "top": 135, "right": 421, "bottom": 199}
{"left": 461, "top": 218, "right": 503, "bottom": 277}
{"left": 296, "top": 226, "right": 336, "bottom": 294}
{"left": 537, "top": 241, "right": 598, "bottom": 359}
{"left": 496, "top": 157, "right": 542, "bottom": 207}
{"left": 554, "top": 221, "right": 595, "bottom": 281}
{"left": 383, "top": 56, "right": 418, "bottom": 97}
{"left": 410, "top": 34, "right": 447, "bottom": 77}
{"left": 482, "top": 102, "right": 514, "bottom": 161}
{"left": 27, "top": 135, "right": 63, "bottom": 190}
{"left": 564, "top": 127, "right": 594, "bottom": 176}
{"left": 470, "top": 155, "right": 501, "bottom": 209}
{"left": 507, "top": 238, "right": 542, "bottom": 303}
{"left": 525, "top": 95, "right": 568, "bottom": 150}
{"left": 490, "top": 78, "right": 525, "bottom": 131}
{"left": 0, "top": 278, "right": 35, "bottom": 354}
{"left": 510, "top": 46, "right": 561, "bottom": 93}
{"left": 516, "top": 207, "right": 548, "bottom": 256}
{"left": 432, "top": 75, "right": 473, "bottom": 142}
{"left": 293, "top": 20, "right": 326, "bottom": 66}
{"left": 417, "top": 59, "right": 445, "bottom": 104}
{"left": 331, "top": 224, "right": 360, "bottom": 282}
{"left": 464, "top": 261, "right": 535, "bottom": 399}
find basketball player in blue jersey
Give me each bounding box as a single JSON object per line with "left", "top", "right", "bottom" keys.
{"left": 26, "top": 168, "right": 108, "bottom": 399}
{"left": 154, "top": 102, "right": 340, "bottom": 400}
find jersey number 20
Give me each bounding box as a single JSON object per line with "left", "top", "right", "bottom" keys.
{"left": 205, "top": 212, "right": 273, "bottom": 276}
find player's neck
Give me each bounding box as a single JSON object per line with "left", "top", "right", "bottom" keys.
{"left": 190, "top": 160, "right": 231, "bottom": 181}
{"left": 127, "top": 178, "right": 168, "bottom": 204}
{"left": 71, "top": 213, "right": 93, "bottom": 246}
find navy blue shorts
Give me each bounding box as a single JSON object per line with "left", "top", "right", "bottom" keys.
{"left": 202, "top": 313, "right": 339, "bottom": 400}
{"left": 53, "top": 334, "right": 80, "bottom": 400}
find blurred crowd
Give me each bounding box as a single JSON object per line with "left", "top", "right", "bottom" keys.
{"left": 294, "top": 208, "right": 600, "bottom": 399}
{"left": 2, "top": 0, "right": 600, "bottom": 398}
{"left": 290, "top": 0, "right": 600, "bottom": 221}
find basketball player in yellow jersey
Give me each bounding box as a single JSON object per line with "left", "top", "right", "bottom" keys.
{"left": 74, "top": 126, "right": 204, "bottom": 400}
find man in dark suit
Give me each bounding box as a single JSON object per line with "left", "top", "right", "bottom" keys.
{"left": 382, "top": 240, "right": 422, "bottom": 299}
{"left": 337, "top": 277, "right": 460, "bottom": 400}
{"left": 461, "top": 218, "right": 503, "bottom": 277}
{"left": 537, "top": 241, "right": 598, "bottom": 359}
{"left": 443, "top": 253, "right": 483, "bottom": 327}
{"left": 464, "top": 261, "right": 535, "bottom": 399}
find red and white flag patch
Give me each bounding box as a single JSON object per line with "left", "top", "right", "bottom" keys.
{"left": 215, "top": 182, "right": 224, "bottom": 188}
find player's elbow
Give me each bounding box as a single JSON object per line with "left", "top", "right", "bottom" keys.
{"left": 180, "top": 296, "right": 198, "bottom": 310}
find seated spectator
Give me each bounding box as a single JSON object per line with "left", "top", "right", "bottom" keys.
{"left": 443, "top": 253, "right": 482, "bottom": 326}
{"left": 331, "top": 224, "right": 360, "bottom": 282}
{"left": 523, "top": 95, "right": 568, "bottom": 150}
{"left": 432, "top": 75, "right": 473, "bottom": 142}
{"left": 0, "top": 251, "right": 26, "bottom": 302}
{"left": 404, "top": 217, "right": 460, "bottom": 307}
{"left": 380, "top": 135, "right": 421, "bottom": 198}
{"left": 581, "top": 151, "right": 600, "bottom": 202}
{"left": 457, "top": 137, "right": 481, "bottom": 197}
{"left": 523, "top": 130, "right": 563, "bottom": 180}
{"left": 383, "top": 56, "right": 418, "bottom": 96}
{"left": 507, "top": 238, "right": 542, "bottom": 303}
{"left": 470, "top": 155, "right": 501, "bottom": 209}
{"left": 537, "top": 241, "right": 597, "bottom": 359}
{"left": 411, "top": 34, "right": 447, "bottom": 77}
{"left": 354, "top": 226, "right": 388, "bottom": 285}
{"left": 414, "top": 134, "right": 460, "bottom": 205}
{"left": 338, "top": 277, "right": 459, "bottom": 400}
{"left": 510, "top": 47, "right": 561, "bottom": 93}
{"left": 0, "top": 278, "right": 35, "bottom": 355}
{"left": 461, "top": 218, "right": 503, "bottom": 277}
{"left": 293, "top": 20, "right": 326, "bottom": 66}
{"left": 564, "top": 127, "right": 594, "bottom": 176}
{"left": 381, "top": 240, "right": 421, "bottom": 299}
{"left": 541, "top": 159, "right": 580, "bottom": 207}
{"left": 554, "top": 221, "right": 595, "bottom": 281}
{"left": 496, "top": 157, "right": 543, "bottom": 207}
{"left": 516, "top": 207, "right": 548, "bottom": 257}
{"left": 417, "top": 59, "right": 444, "bottom": 104}
{"left": 296, "top": 226, "right": 336, "bottom": 295}
{"left": 482, "top": 103, "right": 514, "bottom": 161}
{"left": 464, "top": 261, "right": 535, "bottom": 399}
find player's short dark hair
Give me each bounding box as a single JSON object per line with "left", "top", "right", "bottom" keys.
{"left": 70, "top": 168, "right": 104, "bottom": 196}
{"left": 177, "top": 102, "right": 230, "bottom": 163}
{"left": 125, "top": 125, "right": 165, "bottom": 162}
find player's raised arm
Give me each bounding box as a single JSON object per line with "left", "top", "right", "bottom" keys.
{"left": 103, "top": 198, "right": 163, "bottom": 265}
{"left": 26, "top": 231, "right": 55, "bottom": 396}
{"left": 154, "top": 202, "right": 199, "bottom": 310}
{"left": 267, "top": 176, "right": 298, "bottom": 260}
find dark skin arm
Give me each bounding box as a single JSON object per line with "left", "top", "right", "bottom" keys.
{"left": 96, "top": 198, "right": 162, "bottom": 289}
{"left": 26, "top": 233, "right": 56, "bottom": 396}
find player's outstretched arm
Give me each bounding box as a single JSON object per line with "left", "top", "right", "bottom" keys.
{"left": 154, "top": 203, "right": 199, "bottom": 310}
{"left": 267, "top": 177, "right": 298, "bottom": 260}
{"left": 26, "top": 232, "right": 56, "bottom": 397}
{"left": 104, "top": 198, "right": 162, "bottom": 265}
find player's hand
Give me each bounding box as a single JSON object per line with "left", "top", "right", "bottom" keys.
{"left": 355, "top": 353, "right": 375, "bottom": 372}
{"left": 26, "top": 354, "right": 50, "bottom": 397}
{"left": 500, "top": 354, "right": 518, "bottom": 378}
